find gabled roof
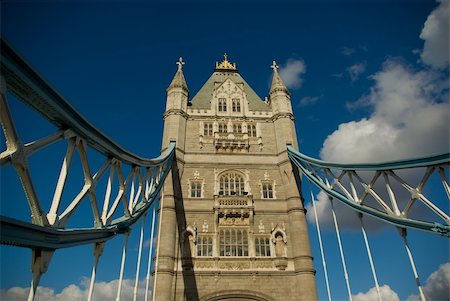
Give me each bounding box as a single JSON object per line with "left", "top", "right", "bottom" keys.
{"left": 190, "top": 71, "right": 270, "bottom": 111}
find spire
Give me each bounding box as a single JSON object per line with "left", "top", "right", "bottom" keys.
{"left": 167, "top": 57, "right": 189, "bottom": 93}
{"left": 269, "top": 60, "right": 290, "bottom": 96}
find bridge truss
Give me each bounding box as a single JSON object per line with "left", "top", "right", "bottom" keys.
{"left": 1, "top": 39, "right": 175, "bottom": 301}
{"left": 288, "top": 146, "right": 449, "bottom": 301}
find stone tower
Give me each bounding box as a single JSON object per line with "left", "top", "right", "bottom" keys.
{"left": 153, "top": 55, "right": 318, "bottom": 301}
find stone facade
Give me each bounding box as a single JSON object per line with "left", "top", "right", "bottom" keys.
{"left": 153, "top": 56, "right": 318, "bottom": 301}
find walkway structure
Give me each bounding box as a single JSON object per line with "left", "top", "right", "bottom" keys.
{"left": 1, "top": 39, "right": 449, "bottom": 301}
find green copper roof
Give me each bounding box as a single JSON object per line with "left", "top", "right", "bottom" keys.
{"left": 190, "top": 71, "right": 270, "bottom": 111}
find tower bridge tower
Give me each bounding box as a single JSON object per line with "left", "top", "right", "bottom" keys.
{"left": 154, "top": 55, "right": 318, "bottom": 301}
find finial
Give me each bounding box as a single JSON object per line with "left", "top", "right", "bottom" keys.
{"left": 215, "top": 53, "right": 237, "bottom": 71}
{"left": 176, "top": 57, "right": 185, "bottom": 70}
{"left": 270, "top": 60, "right": 279, "bottom": 72}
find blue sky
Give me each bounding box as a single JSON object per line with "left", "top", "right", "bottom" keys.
{"left": 1, "top": 0, "right": 449, "bottom": 300}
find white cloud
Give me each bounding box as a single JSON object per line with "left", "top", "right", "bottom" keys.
{"left": 299, "top": 96, "right": 320, "bottom": 107}
{"left": 346, "top": 62, "right": 367, "bottom": 82}
{"left": 313, "top": 59, "right": 448, "bottom": 231}
{"left": 420, "top": 0, "right": 449, "bottom": 69}
{"left": 352, "top": 284, "right": 400, "bottom": 301}
{"left": 341, "top": 46, "right": 356, "bottom": 56}
{"left": 321, "top": 60, "right": 449, "bottom": 163}
{"left": 279, "top": 58, "right": 306, "bottom": 89}
{"left": 0, "top": 278, "right": 151, "bottom": 301}
{"left": 407, "top": 263, "right": 450, "bottom": 301}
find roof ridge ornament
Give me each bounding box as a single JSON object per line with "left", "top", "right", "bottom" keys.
{"left": 215, "top": 53, "right": 238, "bottom": 71}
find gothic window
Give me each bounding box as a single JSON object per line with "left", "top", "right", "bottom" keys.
{"left": 197, "top": 236, "right": 213, "bottom": 256}
{"left": 255, "top": 237, "right": 271, "bottom": 256}
{"left": 218, "top": 98, "right": 227, "bottom": 112}
{"left": 203, "top": 123, "right": 213, "bottom": 136}
{"left": 232, "top": 98, "right": 241, "bottom": 112}
{"left": 249, "top": 124, "right": 257, "bottom": 137}
{"left": 219, "top": 229, "right": 248, "bottom": 256}
{"left": 219, "top": 172, "right": 245, "bottom": 196}
{"left": 233, "top": 124, "right": 242, "bottom": 133}
{"left": 262, "top": 183, "right": 274, "bottom": 199}
{"left": 218, "top": 123, "right": 227, "bottom": 133}
{"left": 190, "top": 181, "right": 202, "bottom": 198}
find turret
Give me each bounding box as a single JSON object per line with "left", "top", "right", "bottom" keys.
{"left": 166, "top": 57, "right": 189, "bottom": 112}
{"left": 268, "top": 61, "right": 297, "bottom": 151}
{"left": 162, "top": 57, "right": 189, "bottom": 150}
{"left": 269, "top": 61, "right": 292, "bottom": 115}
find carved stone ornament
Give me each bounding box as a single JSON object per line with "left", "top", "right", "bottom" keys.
{"left": 218, "top": 261, "right": 250, "bottom": 270}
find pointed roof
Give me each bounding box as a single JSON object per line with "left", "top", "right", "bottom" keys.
{"left": 190, "top": 55, "right": 269, "bottom": 111}
{"left": 269, "top": 61, "right": 290, "bottom": 96}
{"left": 167, "top": 57, "right": 189, "bottom": 93}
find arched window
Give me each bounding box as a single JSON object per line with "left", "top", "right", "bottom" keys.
{"left": 219, "top": 172, "right": 245, "bottom": 196}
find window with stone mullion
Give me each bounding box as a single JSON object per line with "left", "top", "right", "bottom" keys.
{"left": 255, "top": 237, "right": 271, "bottom": 256}
{"left": 219, "top": 172, "right": 245, "bottom": 196}
{"left": 197, "top": 236, "right": 213, "bottom": 256}
{"left": 219, "top": 229, "right": 248, "bottom": 256}
{"left": 191, "top": 181, "right": 202, "bottom": 198}
{"left": 262, "top": 183, "right": 273, "bottom": 199}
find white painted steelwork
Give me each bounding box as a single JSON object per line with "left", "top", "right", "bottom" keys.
{"left": 0, "top": 39, "right": 176, "bottom": 301}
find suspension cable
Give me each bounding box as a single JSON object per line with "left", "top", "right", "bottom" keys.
{"left": 145, "top": 207, "right": 157, "bottom": 301}
{"left": 400, "top": 228, "right": 426, "bottom": 301}
{"left": 116, "top": 231, "right": 130, "bottom": 301}
{"left": 87, "top": 242, "right": 104, "bottom": 301}
{"left": 358, "top": 214, "right": 382, "bottom": 301}
{"left": 307, "top": 180, "right": 332, "bottom": 301}
{"left": 133, "top": 213, "right": 147, "bottom": 301}
{"left": 329, "top": 197, "right": 353, "bottom": 301}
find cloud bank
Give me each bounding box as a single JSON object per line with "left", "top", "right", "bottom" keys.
{"left": 0, "top": 278, "right": 150, "bottom": 301}
{"left": 321, "top": 59, "right": 448, "bottom": 163}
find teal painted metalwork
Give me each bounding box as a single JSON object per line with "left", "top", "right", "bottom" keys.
{"left": 288, "top": 146, "right": 450, "bottom": 237}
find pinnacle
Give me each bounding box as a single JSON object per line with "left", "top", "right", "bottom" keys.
{"left": 269, "top": 60, "right": 289, "bottom": 95}
{"left": 168, "top": 57, "right": 188, "bottom": 93}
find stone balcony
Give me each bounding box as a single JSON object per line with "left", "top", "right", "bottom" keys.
{"left": 214, "top": 132, "right": 249, "bottom": 151}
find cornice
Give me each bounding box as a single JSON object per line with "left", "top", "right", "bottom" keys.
{"left": 163, "top": 109, "right": 189, "bottom": 120}
{"left": 271, "top": 113, "right": 294, "bottom": 121}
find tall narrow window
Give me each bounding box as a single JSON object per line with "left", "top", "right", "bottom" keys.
{"left": 197, "top": 236, "right": 213, "bottom": 256}
{"left": 190, "top": 181, "right": 202, "bottom": 198}
{"left": 262, "top": 183, "right": 273, "bottom": 199}
{"left": 219, "top": 229, "right": 248, "bottom": 256}
{"left": 203, "top": 123, "right": 213, "bottom": 136}
{"left": 233, "top": 124, "right": 242, "bottom": 133}
{"left": 219, "top": 172, "right": 245, "bottom": 196}
{"left": 218, "top": 98, "right": 227, "bottom": 112}
{"left": 255, "top": 237, "right": 271, "bottom": 256}
{"left": 232, "top": 99, "right": 241, "bottom": 112}
{"left": 249, "top": 124, "right": 257, "bottom": 137}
